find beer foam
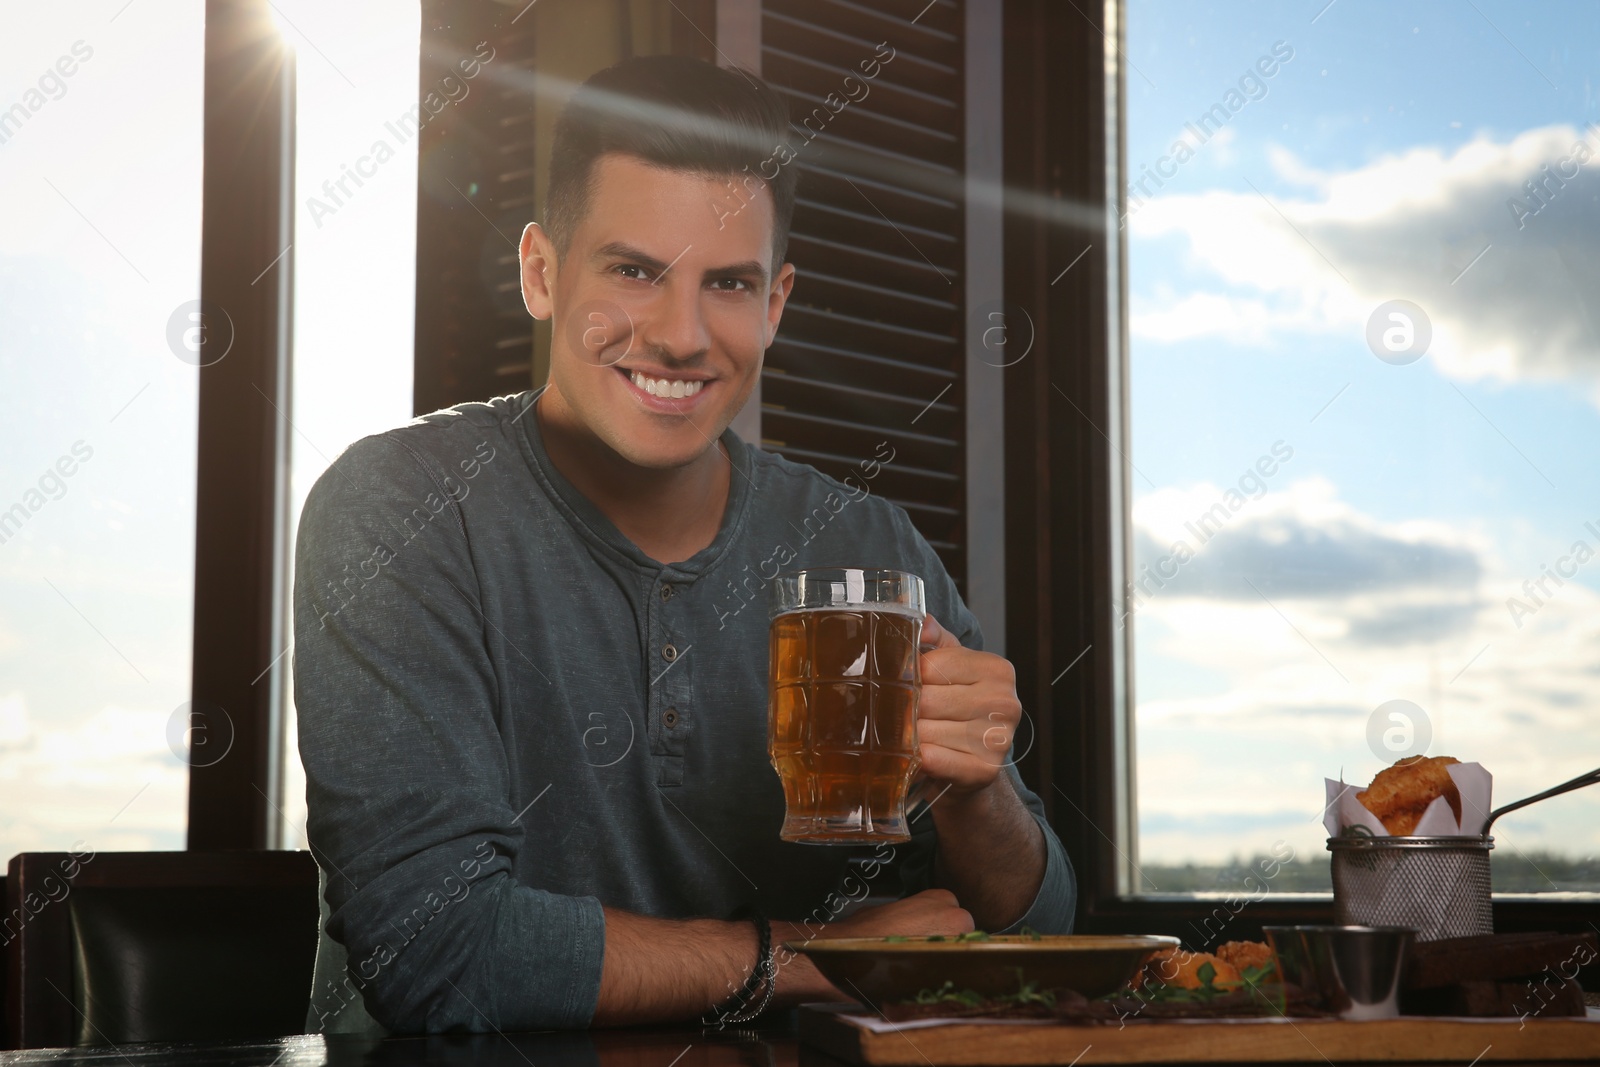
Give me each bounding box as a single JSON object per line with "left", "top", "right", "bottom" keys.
{"left": 776, "top": 602, "right": 924, "bottom": 618}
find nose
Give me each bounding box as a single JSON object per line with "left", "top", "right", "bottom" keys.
{"left": 639, "top": 272, "right": 711, "bottom": 361}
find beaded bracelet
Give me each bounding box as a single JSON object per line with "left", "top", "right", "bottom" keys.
{"left": 702, "top": 906, "right": 776, "bottom": 1028}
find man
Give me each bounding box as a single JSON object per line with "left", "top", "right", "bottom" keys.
{"left": 296, "top": 54, "right": 1075, "bottom": 1034}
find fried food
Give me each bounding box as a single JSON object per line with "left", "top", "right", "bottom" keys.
{"left": 1169, "top": 951, "right": 1242, "bottom": 990}
{"left": 1131, "top": 946, "right": 1175, "bottom": 990}
{"left": 1357, "top": 755, "right": 1462, "bottom": 835}
{"left": 1132, "top": 945, "right": 1176, "bottom": 990}
{"left": 1383, "top": 808, "right": 1426, "bottom": 835}
{"left": 1135, "top": 946, "right": 1242, "bottom": 990}
{"left": 1217, "top": 940, "right": 1274, "bottom": 974}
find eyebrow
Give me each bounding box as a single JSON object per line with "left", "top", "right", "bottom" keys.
{"left": 592, "top": 241, "right": 768, "bottom": 286}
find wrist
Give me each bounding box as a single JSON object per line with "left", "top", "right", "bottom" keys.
{"left": 770, "top": 921, "right": 839, "bottom": 1004}
{"left": 928, "top": 773, "right": 1010, "bottom": 825}
{"left": 702, "top": 910, "right": 775, "bottom": 1027}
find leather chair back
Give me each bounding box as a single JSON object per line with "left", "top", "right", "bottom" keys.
{"left": 5, "top": 851, "right": 318, "bottom": 1049}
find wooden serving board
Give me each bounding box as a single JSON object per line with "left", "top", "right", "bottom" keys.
{"left": 797, "top": 1004, "right": 1600, "bottom": 1064}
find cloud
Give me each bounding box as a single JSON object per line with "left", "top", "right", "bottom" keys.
{"left": 1127, "top": 480, "right": 1600, "bottom": 864}
{"left": 0, "top": 693, "right": 28, "bottom": 746}
{"left": 1130, "top": 124, "right": 1600, "bottom": 397}
{"left": 1132, "top": 477, "right": 1483, "bottom": 612}
{"left": 1341, "top": 601, "right": 1480, "bottom": 646}
{"left": 0, "top": 695, "right": 186, "bottom": 851}
{"left": 1134, "top": 517, "right": 1480, "bottom": 604}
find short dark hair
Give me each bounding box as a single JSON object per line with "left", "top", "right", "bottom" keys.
{"left": 544, "top": 55, "right": 798, "bottom": 273}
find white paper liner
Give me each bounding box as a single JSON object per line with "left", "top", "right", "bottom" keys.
{"left": 1324, "top": 761, "right": 1492, "bottom": 837}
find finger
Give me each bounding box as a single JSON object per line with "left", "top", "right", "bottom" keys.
{"left": 919, "top": 647, "right": 996, "bottom": 688}
{"left": 919, "top": 717, "right": 1013, "bottom": 758}
{"left": 916, "top": 740, "right": 1003, "bottom": 789}
{"left": 917, "top": 680, "right": 1013, "bottom": 724}
{"left": 908, "top": 888, "right": 960, "bottom": 906}
{"left": 918, "top": 684, "right": 1021, "bottom": 732}
{"left": 920, "top": 613, "right": 961, "bottom": 652}
{"left": 915, "top": 683, "right": 977, "bottom": 721}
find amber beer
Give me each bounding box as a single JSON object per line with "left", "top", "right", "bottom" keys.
{"left": 768, "top": 569, "right": 925, "bottom": 843}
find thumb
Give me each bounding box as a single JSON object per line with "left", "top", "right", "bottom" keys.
{"left": 920, "top": 613, "right": 960, "bottom": 652}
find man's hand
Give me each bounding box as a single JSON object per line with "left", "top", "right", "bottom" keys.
{"left": 822, "top": 887, "right": 974, "bottom": 939}
{"left": 771, "top": 889, "right": 974, "bottom": 1004}
{"left": 908, "top": 615, "right": 1046, "bottom": 932}
{"left": 915, "top": 613, "right": 1022, "bottom": 794}
{"left": 594, "top": 891, "right": 974, "bottom": 1023}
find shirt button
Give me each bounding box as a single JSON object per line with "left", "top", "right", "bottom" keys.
{"left": 660, "top": 583, "right": 674, "bottom": 601}
{"left": 662, "top": 644, "right": 678, "bottom": 662}
{"left": 664, "top": 707, "right": 679, "bottom": 728}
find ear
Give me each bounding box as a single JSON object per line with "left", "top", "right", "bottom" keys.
{"left": 764, "top": 261, "right": 797, "bottom": 347}
{"left": 520, "top": 223, "right": 557, "bottom": 320}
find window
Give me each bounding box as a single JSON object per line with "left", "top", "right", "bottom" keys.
{"left": 1124, "top": 0, "right": 1600, "bottom": 893}
{"left": 271, "top": 0, "right": 420, "bottom": 848}
{"left": 0, "top": 3, "right": 204, "bottom": 854}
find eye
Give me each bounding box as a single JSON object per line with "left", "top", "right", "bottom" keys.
{"left": 614, "top": 264, "right": 652, "bottom": 282}
{"left": 711, "top": 277, "right": 750, "bottom": 292}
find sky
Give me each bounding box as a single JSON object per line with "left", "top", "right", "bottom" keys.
{"left": 0, "top": 0, "right": 416, "bottom": 853}
{"left": 0, "top": 2, "right": 206, "bottom": 852}
{"left": 1125, "top": 0, "right": 1600, "bottom": 877}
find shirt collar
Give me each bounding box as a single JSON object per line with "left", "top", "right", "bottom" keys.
{"left": 515, "top": 386, "right": 756, "bottom": 578}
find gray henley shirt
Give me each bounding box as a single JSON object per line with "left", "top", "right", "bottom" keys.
{"left": 294, "top": 388, "right": 1076, "bottom": 1034}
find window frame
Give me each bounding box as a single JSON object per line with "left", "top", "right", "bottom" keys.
{"left": 1000, "top": 0, "right": 1599, "bottom": 941}
{"left": 188, "top": 0, "right": 296, "bottom": 850}
{"left": 189, "top": 0, "right": 1600, "bottom": 943}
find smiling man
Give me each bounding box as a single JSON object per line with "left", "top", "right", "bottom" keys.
{"left": 295, "top": 55, "right": 1075, "bottom": 1035}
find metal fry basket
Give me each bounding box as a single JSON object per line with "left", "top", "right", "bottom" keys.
{"left": 1327, "top": 835, "right": 1493, "bottom": 942}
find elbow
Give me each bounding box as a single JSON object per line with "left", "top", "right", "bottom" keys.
{"left": 351, "top": 942, "right": 487, "bottom": 1034}
{"left": 334, "top": 872, "right": 606, "bottom": 1032}
{"left": 359, "top": 973, "right": 480, "bottom": 1035}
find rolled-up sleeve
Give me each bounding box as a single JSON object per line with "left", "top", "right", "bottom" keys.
{"left": 294, "top": 435, "right": 605, "bottom": 1033}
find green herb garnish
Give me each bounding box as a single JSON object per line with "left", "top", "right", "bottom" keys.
{"left": 1240, "top": 963, "right": 1276, "bottom": 989}
{"left": 912, "top": 980, "right": 984, "bottom": 1007}
{"left": 903, "top": 970, "right": 1058, "bottom": 1011}
{"left": 1128, "top": 959, "right": 1238, "bottom": 1005}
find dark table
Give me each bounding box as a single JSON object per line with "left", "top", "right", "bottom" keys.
{"left": 2, "top": 1019, "right": 1583, "bottom": 1067}
{"left": 0, "top": 1015, "right": 827, "bottom": 1067}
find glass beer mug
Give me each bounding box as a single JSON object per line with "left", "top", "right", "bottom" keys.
{"left": 768, "top": 568, "right": 925, "bottom": 843}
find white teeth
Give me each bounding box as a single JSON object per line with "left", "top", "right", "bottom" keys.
{"left": 629, "top": 371, "right": 704, "bottom": 398}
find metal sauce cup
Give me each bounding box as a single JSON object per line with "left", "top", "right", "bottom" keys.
{"left": 1265, "top": 925, "right": 1415, "bottom": 1020}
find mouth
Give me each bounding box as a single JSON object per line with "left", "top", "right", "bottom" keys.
{"left": 617, "top": 366, "right": 712, "bottom": 412}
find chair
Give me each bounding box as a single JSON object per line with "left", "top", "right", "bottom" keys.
{"left": 4, "top": 850, "right": 318, "bottom": 1049}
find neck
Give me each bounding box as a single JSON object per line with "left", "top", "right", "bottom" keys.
{"left": 534, "top": 385, "right": 732, "bottom": 565}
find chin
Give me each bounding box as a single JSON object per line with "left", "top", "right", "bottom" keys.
{"left": 603, "top": 418, "right": 724, "bottom": 470}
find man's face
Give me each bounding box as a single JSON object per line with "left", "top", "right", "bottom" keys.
{"left": 524, "top": 153, "right": 794, "bottom": 470}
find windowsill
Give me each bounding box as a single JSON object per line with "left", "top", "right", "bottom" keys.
{"left": 1119, "top": 891, "right": 1600, "bottom": 902}
{"left": 1121, "top": 892, "right": 1333, "bottom": 902}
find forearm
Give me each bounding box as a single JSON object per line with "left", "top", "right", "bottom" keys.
{"left": 929, "top": 776, "right": 1046, "bottom": 931}
{"left": 592, "top": 909, "right": 836, "bottom": 1026}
